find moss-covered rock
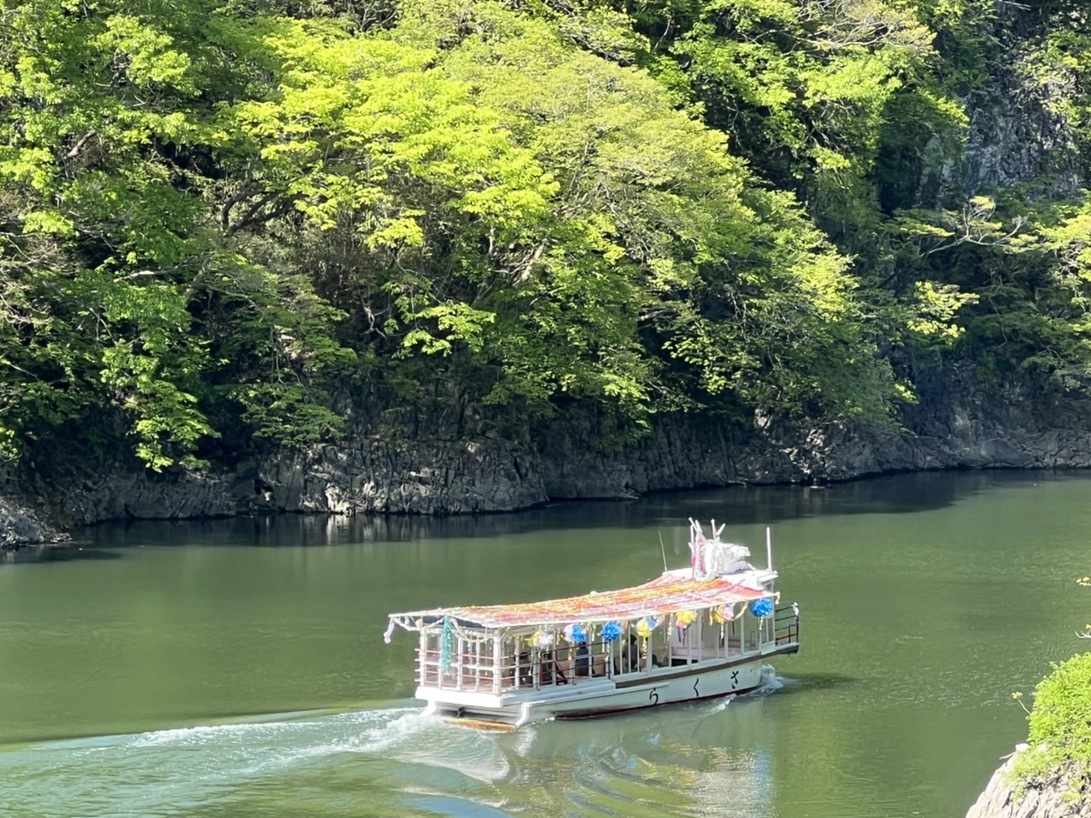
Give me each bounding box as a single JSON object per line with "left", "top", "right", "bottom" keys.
{"left": 967, "top": 653, "right": 1091, "bottom": 818}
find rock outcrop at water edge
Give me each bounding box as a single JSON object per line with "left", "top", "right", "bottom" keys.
{"left": 0, "top": 493, "right": 67, "bottom": 548}
{"left": 966, "top": 745, "right": 1091, "bottom": 818}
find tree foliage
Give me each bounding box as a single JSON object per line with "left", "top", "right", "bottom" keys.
{"left": 1, "top": 0, "right": 1090, "bottom": 469}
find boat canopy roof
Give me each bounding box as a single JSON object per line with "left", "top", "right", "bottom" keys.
{"left": 387, "top": 569, "right": 771, "bottom": 632}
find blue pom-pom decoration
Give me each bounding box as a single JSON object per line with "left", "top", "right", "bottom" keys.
{"left": 749, "top": 598, "right": 774, "bottom": 618}
{"left": 602, "top": 621, "right": 622, "bottom": 643}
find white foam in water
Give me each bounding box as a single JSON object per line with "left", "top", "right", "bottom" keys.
{"left": 357, "top": 712, "right": 513, "bottom": 783}
{"left": 349, "top": 708, "right": 435, "bottom": 754}
{"left": 131, "top": 720, "right": 293, "bottom": 749}
{"left": 145, "top": 706, "right": 513, "bottom": 785}
{"left": 742, "top": 664, "right": 785, "bottom": 697}
{"left": 4, "top": 706, "right": 443, "bottom": 818}
{"left": 510, "top": 723, "right": 538, "bottom": 758}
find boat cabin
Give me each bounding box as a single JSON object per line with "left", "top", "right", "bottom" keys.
{"left": 409, "top": 597, "right": 798, "bottom": 697}
{"left": 384, "top": 521, "right": 801, "bottom": 726}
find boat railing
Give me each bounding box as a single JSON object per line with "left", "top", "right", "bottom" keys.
{"left": 418, "top": 647, "right": 500, "bottom": 692}
{"left": 416, "top": 639, "right": 613, "bottom": 694}
{"left": 774, "top": 605, "right": 800, "bottom": 646}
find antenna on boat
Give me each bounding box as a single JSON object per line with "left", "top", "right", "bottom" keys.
{"left": 658, "top": 531, "right": 669, "bottom": 572}
{"left": 766, "top": 527, "right": 773, "bottom": 572}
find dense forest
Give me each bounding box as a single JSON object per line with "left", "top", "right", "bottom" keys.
{"left": 3, "top": 0, "right": 1091, "bottom": 472}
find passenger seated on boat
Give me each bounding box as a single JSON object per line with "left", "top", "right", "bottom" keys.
{"left": 616, "top": 634, "right": 639, "bottom": 674}
{"left": 634, "top": 639, "right": 664, "bottom": 668}
{"left": 575, "top": 641, "right": 590, "bottom": 677}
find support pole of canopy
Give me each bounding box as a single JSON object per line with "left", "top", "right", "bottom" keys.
{"left": 473, "top": 638, "right": 481, "bottom": 691}
{"left": 696, "top": 615, "right": 702, "bottom": 663}
{"left": 419, "top": 631, "right": 428, "bottom": 688}
{"left": 457, "top": 636, "right": 465, "bottom": 689}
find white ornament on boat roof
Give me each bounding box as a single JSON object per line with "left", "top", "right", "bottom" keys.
{"left": 689, "top": 518, "right": 753, "bottom": 579}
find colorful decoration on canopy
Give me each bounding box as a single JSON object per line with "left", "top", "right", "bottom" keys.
{"left": 534, "top": 630, "right": 555, "bottom": 648}
{"left": 636, "top": 616, "right": 657, "bottom": 638}
{"left": 563, "top": 623, "right": 587, "bottom": 643}
{"left": 675, "top": 610, "right": 697, "bottom": 629}
{"left": 749, "top": 598, "right": 774, "bottom": 618}
{"left": 712, "top": 604, "right": 736, "bottom": 624}
{"left": 602, "top": 621, "right": 622, "bottom": 643}
{"left": 440, "top": 617, "right": 454, "bottom": 671}
{"left": 387, "top": 573, "right": 766, "bottom": 630}
{"left": 690, "top": 530, "right": 706, "bottom": 578}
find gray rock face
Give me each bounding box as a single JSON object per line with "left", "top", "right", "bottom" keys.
{"left": 0, "top": 493, "right": 66, "bottom": 547}
{"left": 3, "top": 365, "right": 1091, "bottom": 545}
{"left": 25, "top": 463, "right": 236, "bottom": 529}
{"left": 535, "top": 367, "right": 1091, "bottom": 498}
{"left": 243, "top": 437, "right": 547, "bottom": 515}
{"left": 919, "top": 10, "right": 1083, "bottom": 208}
{"left": 966, "top": 745, "right": 1091, "bottom": 818}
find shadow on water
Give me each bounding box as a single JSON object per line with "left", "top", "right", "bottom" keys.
{"left": 1, "top": 544, "right": 121, "bottom": 564}
{"left": 63, "top": 467, "right": 1084, "bottom": 553}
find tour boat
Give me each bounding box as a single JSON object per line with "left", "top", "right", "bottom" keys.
{"left": 383, "top": 519, "right": 800, "bottom": 729}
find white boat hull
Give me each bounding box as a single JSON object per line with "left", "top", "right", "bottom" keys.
{"left": 418, "top": 645, "right": 796, "bottom": 728}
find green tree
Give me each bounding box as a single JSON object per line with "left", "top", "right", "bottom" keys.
{"left": 0, "top": 0, "right": 356, "bottom": 468}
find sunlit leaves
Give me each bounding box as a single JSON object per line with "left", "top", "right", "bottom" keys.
{"left": 7, "top": 0, "right": 1085, "bottom": 473}
{"left": 94, "top": 14, "right": 198, "bottom": 94}
{"left": 905, "top": 281, "right": 979, "bottom": 340}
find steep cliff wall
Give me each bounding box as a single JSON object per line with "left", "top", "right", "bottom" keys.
{"left": 536, "top": 365, "right": 1091, "bottom": 499}
{"left": 3, "top": 362, "right": 1091, "bottom": 542}
{"left": 920, "top": 4, "right": 1083, "bottom": 209}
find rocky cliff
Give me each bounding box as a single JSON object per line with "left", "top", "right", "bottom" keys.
{"left": 3, "top": 363, "right": 1091, "bottom": 543}
{"left": 0, "top": 497, "right": 65, "bottom": 548}
{"left": 966, "top": 745, "right": 1091, "bottom": 818}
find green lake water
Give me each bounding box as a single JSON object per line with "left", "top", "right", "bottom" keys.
{"left": 2, "top": 470, "right": 1088, "bottom": 817}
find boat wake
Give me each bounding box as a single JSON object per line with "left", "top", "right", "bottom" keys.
{"left": 2, "top": 679, "right": 789, "bottom": 818}
{"left": 1, "top": 706, "right": 513, "bottom": 818}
